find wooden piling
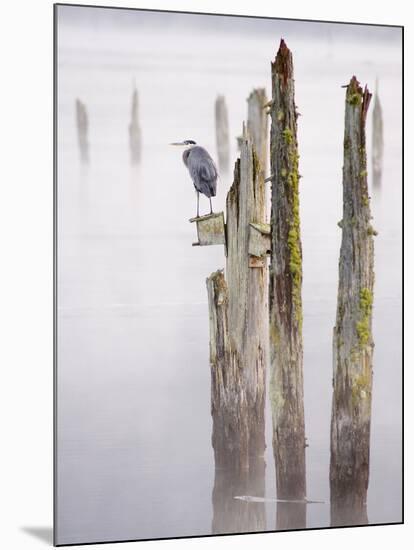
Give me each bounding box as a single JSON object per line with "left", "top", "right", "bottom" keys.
{"left": 268, "top": 39, "right": 307, "bottom": 501}
{"left": 129, "top": 85, "right": 141, "bottom": 164}
{"left": 75, "top": 98, "right": 89, "bottom": 164}
{"left": 215, "top": 95, "right": 230, "bottom": 173}
{"left": 247, "top": 88, "right": 268, "bottom": 178}
{"left": 330, "top": 76, "right": 374, "bottom": 526}
{"left": 371, "top": 79, "right": 383, "bottom": 189}
{"left": 207, "top": 124, "right": 267, "bottom": 470}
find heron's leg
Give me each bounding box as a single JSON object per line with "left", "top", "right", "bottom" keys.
{"left": 197, "top": 192, "right": 200, "bottom": 218}
{"left": 209, "top": 197, "right": 213, "bottom": 215}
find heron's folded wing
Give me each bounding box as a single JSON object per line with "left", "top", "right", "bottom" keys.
{"left": 187, "top": 149, "right": 218, "bottom": 197}
{"left": 199, "top": 157, "right": 218, "bottom": 197}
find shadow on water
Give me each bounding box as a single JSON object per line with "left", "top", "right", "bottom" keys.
{"left": 212, "top": 458, "right": 266, "bottom": 535}
{"left": 21, "top": 526, "right": 53, "bottom": 545}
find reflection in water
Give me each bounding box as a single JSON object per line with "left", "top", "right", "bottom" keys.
{"left": 330, "top": 484, "right": 368, "bottom": 527}
{"left": 129, "top": 85, "right": 142, "bottom": 165}
{"left": 75, "top": 98, "right": 90, "bottom": 164}
{"left": 276, "top": 501, "right": 306, "bottom": 531}
{"left": 212, "top": 458, "right": 266, "bottom": 535}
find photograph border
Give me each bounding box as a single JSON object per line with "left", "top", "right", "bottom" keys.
{"left": 52, "top": 3, "right": 404, "bottom": 546}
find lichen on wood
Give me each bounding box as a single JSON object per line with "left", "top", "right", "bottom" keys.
{"left": 268, "top": 38, "right": 307, "bottom": 501}
{"left": 330, "top": 76, "right": 374, "bottom": 526}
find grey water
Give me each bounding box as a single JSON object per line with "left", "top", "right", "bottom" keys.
{"left": 56, "top": 6, "right": 402, "bottom": 545}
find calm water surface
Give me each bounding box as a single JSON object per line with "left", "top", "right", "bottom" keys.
{"left": 56, "top": 7, "right": 402, "bottom": 544}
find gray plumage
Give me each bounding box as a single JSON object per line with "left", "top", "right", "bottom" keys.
{"left": 183, "top": 146, "right": 218, "bottom": 199}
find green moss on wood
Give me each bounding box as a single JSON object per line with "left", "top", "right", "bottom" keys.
{"left": 351, "top": 371, "right": 371, "bottom": 407}
{"left": 270, "top": 322, "right": 280, "bottom": 347}
{"left": 251, "top": 147, "right": 261, "bottom": 184}
{"left": 285, "top": 136, "right": 302, "bottom": 329}
{"left": 356, "top": 287, "right": 373, "bottom": 348}
{"left": 347, "top": 93, "right": 362, "bottom": 106}
{"left": 282, "top": 127, "right": 294, "bottom": 145}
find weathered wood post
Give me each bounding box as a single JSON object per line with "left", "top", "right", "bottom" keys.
{"left": 330, "top": 76, "right": 374, "bottom": 526}
{"left": 206, "top": 123, "right": 268, "bottom": 470}
{"left": 129, "top": 85, "right": 141, "bottom": 164}
{"left": 215, "top": 95, "right": 230, "bottom": 173}
{"left": 371, "top": 79, "right": 383, "bottom": 189}
{"left": 75, "top": 98, "right": 89, "bottom": 164}
{"left": 268, "top": 39, "right": 307, "bottom": 506}
{"left": 247, "top": 88, "right": 268, "bottom": 179}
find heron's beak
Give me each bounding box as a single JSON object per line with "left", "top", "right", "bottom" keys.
{"left": 170, "top": 142, "right": 186, "bottom": 146}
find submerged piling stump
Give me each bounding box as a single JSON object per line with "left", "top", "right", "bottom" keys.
{"left": 268, "top": 39, "right": 307, "bottom": 504}
{"left": 330, "top": 76, "right": 374, "bottom": 526}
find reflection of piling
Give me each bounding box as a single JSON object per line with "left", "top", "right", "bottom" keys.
{"left": 212, "top": 463, "right": 266, "bottom": 535}
{"left": 276, "top": 502, "right": 306, "bottom": 531}
{"left": 75, "top": 98, "right": 89, "bottom": 164}
{"left": 268, "top": 39, "right": 307, "bottom": 501}
{"left": 247, "top": 89, "right": 268, "bottom": 178}
{"left": 330, "top": 77, "right": 374, "bottom": 527}
{"left": 206, "top": 124, "right": 267, "bottom": 471}
{"left": 129, "top": 86, "right": 141, "bottom": 164}
{"left": 215, "top": 95, "right": 230, "bottom": 173}
{"left": 371, "top": 79, "right": 384, "bottom": 189}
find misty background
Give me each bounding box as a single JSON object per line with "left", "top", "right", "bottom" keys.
{"left": 56, "top": 5, "right": 402, "bottom": 545}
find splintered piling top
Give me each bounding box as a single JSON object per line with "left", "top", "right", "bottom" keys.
{"left": 272, "top": 39, "right": 293, "bottom": 85}
{"left": 346, "top": 76, "right": 372, "bottom": 130}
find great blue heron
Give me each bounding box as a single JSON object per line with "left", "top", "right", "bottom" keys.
{"left": 170, "top": 140, "right": 218, "bottom": 217}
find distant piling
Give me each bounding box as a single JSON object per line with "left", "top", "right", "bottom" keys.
{"left": 268, "top": 39, "right": 307, "bottom": 507}
{"left": 215, "top": 95, "right": 230, "bottom": 173}
{"left": 207, "top": 124, "right": 267, "bottom": 471}
{"left": 371, "top": 79, "right": 384, "bottom": 189}
{"left": 330, "top": 77, "right": 374, "bottom": 526}
{"left": 75, "top": 98, "right": 89, "bottom": 164}
{"left": 129, "top": 85, "right": 142, "bottom": 164}
{"left": 247, "top": 89, "right": 268, "bottom": 178}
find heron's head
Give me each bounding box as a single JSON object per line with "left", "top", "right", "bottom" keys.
{"left": 170, "top": 139, "right": 197, "bottom": 149}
